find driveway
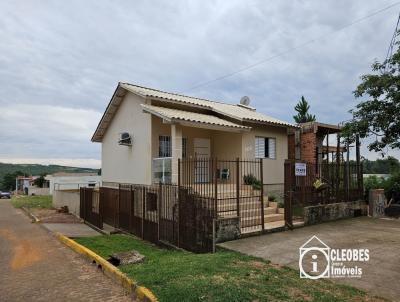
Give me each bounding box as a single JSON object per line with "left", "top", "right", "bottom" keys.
{"left": 0, "top": 200, "right": 132, "bottom": 301}
{"left": 220, "top": 217, "right": 400, "bottom": 301}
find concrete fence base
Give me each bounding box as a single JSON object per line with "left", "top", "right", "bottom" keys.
{"left": 304, "top": 200, "right": 368, "bottom": 225}
{"left": 53, "top": 189, "right": 81, "bottom": 216}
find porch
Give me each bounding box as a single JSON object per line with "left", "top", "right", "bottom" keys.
{"left": 148, "top": 110, "right": 287, "bottom": 232}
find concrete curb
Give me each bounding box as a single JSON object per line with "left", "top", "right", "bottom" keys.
{"left": 21, "top": 207, "right": 41, "bottom": 223}
{"left": 54, "top": 232, "right": 158, "bottom": 302}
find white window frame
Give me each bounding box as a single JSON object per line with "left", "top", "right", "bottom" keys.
{"left": 255, "top": 136, "right": 276, "bottom": 159}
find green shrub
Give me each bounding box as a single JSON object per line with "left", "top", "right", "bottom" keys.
{"left": 243, "top": 174, "right": 262, "bottom": 190}
{"left": 383, "top": 172, "right": 400, "bottom": 203}
{"left": 364, "top": 173, "right": 400, "bottom": 203}
{"left": 364, "top": 175, "right": 385, "bottom": 201}
{"left": 268, "top": 194, "right": 277, "bottom": 202}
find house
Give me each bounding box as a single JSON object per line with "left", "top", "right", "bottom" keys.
{"left": 46, "top": 172, "right": 101, "bottom": 194}
{"left": 15, "top": 176, "right": 37, "bottom": 194}
{"left": 92, "top": 82, "right": 297, "bottom": 187}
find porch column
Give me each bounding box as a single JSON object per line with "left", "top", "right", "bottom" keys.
{"left": 171, "top": 123, "right": 182, "bottom": 184}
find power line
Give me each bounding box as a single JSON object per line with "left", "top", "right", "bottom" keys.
{"left": 183, "top": 1, "right": 400, "bottom": 92}
{"left": 384, "top": 11, "right": 400, "bottom": 72}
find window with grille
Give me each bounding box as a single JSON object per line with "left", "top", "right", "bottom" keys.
{"left": 159, "top": 135, "right": 171, "bottom": 157}
{"left": 255, "top": 137, "right": 276, "bottom": 159}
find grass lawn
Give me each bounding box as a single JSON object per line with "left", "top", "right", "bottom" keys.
{"left": 75, "top": 235, "right": 383, "bottom": 302}
{"left": 11, "top": 195, "right": 52, "bottom": 209}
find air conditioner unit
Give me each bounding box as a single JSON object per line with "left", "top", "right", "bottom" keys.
{"left": 118, "top": 132, "right": 132, "bottom": 146}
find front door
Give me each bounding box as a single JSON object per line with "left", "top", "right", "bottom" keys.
{"left": 193, "top": 138, "right": 210, "bottom": 183}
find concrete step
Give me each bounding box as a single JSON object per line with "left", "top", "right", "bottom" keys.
{"left": 219, "top": 206, "right": 278, "bottom": 218}
{"left": 240, "top": 213, "right": 284, "bottom": 227}
{"left": 218, "top": 203, "right": 275, "bottom": 214}
{"left": 264, "top": 213, "right": 284, "bottom": 223}
{"left": 265, "top": 207, "right": 278, "bottom": 215}
{"left": 239, "top": 213, "right": 284, "bottom": 223}
{"left": 268, "top": 201, "right": 278, "bottom": 208}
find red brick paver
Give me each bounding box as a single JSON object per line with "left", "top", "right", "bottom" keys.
{"left": 0, "top": 200, "right": 132, "bottom": 302}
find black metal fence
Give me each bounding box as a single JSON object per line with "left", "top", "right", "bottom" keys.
{"left": 80, "top": 187, "right": 102, "bottom": 229}
{"left": 284, "top": 161, "right": 363, "bottom": 227}
{"left": 80, "top": 184, "right": 216, "bottom": 253}
{"left": 179, "top": 158, "right": 265, "bottom": 234}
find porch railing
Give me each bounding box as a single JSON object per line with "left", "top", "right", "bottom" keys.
{"left": 179, "top": 157, "right": 265, "bottom": 233}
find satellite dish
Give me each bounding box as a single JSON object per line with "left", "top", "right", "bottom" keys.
{"left": 240, "top": 96, "right": 250, "bottom": 106}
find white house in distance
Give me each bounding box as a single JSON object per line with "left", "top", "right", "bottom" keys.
{"left": 92, "top": 82, "right": 297, "bottom": 187}
{"left": 46, "top": 172, "right": 101, "bottom": 194}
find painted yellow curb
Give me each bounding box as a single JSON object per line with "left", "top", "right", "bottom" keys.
{"left": 54, "top": 232, "right": 158, "bottom": 302}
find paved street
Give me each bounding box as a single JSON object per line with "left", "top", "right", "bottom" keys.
{"left": 0, "top": 200, "right": 132, "bottom": 302}
{"left": 220, "top": 216, "right": 400, "bottom": 301}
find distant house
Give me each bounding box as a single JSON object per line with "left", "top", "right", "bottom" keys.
{"left": 46, "top": 172, "right": 101, "bottom": 194}
{"left": 15, "top": 176, "right": 37, "bottom": 194}
{"left": 92, "top": 82, "right": 297, "bottom": 186}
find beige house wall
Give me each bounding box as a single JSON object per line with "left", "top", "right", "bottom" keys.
{"left": 242, "top": 125, "right": 288, "bottom": 184}
{"left": 102, "top": 103, "right": 288, "bottom": 185}
{"left": 151, "top": 116, "right": 214, "bottom": 158}
{"left": 150, "top": 116, "right": 287, "bottom": 184}
{"left": 102, "top": 92, "right": 152, "bottom": 185}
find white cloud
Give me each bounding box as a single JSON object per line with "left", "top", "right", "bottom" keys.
{"left": 0, "top": 0, "right": 398, "bottom": 162}
{"left": 0, "top": 104, "right": 101, "bottom": 160}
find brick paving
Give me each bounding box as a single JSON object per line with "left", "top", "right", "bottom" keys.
{"left": 0, "top": 200, "right": 133, "bottom": 302}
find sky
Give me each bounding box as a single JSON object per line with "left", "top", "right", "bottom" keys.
{"left": 0, "top": 0, "right": 399, "bottom": 168}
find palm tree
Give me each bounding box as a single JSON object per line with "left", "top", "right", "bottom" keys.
{"left": 293, "top": 96, "right": 316, "bottom": 123}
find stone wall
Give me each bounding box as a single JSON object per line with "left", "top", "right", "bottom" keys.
{"left": 215, "top": 217, "right": 240, "bottom": 243}
{"left": 53, "top": 190, "right": 80, "bottom": 217}
{"left": 304, "top": 200, "right": 367, "bottom": 225}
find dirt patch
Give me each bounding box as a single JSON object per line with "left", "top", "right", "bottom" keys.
{"left": 248, "top": 260, "right": 268, "bottom": 269}
{"left": 232, "top": 259, "right": 269, "bottom": 270}
{"left": 31, "top": 209, "right": 82, "bottom": 223}
{"left": 287, "top": 287, "right": 312, "bottom": 301}
{"left": 0, "top": 228, "right": 43, "bottom": 270}
{"left": 12, "top": 239, "right": 43, "bottom": 270}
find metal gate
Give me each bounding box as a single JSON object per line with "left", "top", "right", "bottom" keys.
{"left": 80, "top": 187, "right": 103, "bottom": 229}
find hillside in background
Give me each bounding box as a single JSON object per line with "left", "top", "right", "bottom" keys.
{"left": 0, "top": 162, "right": 99, "bottom": 190}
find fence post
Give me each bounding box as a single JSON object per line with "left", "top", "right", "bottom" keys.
{"left": 345, "top": 139, "right": 350, "bottom": 201}
{"left": 177, "top": 159, "right": 181, "bottom": 248}
{"left": 336, "top": 133, "right": 340, "bottom": 202}
{"left": 117, "top": 183, "right": 121, "bottom": 228}
{"left": 356, "top": 135, "right": 362, "bottom": 199}
{"left": 236, "top": 157, "right": 240, "bottom": 217}
{"left": 214, "top": 157, "right": 218, "bottom": 217}
{"left": 129, "top": 185, "right": 133, "bottom": 232}
{"left": 260, "top": 158, "right": 265, "bottom": 231}
{"left": 286, "top": 190, "right": 293, "bottom": 229}
{"left": 141, "top": 187, "right": 145, "bottom": 239}
{"left": 158, "top": 182, "right": 162, "bottom": 242}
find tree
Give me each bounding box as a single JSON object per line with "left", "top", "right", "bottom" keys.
{"left": 33, "top": 175, "right": 46, "bottom": 188}
{"left": 342, "top": 35, "right": 400, "bottom": 153}
{"left": 362, "top": 156, "right": 400, "bottom": 174}
{"left": 293, "top": 96, "right": 316, "bottom": 123}
{"left": 0, "top": 171, "right": 24, "bottom": 191}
